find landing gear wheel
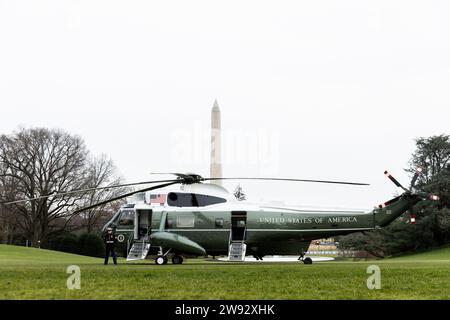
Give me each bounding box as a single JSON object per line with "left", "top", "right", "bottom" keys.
{"left": 155, "top": 255, "right": 168, "bottom": 265}
{"left": 303, "top": 257, "right": 313, "bottom": 265}
{"left": 172, "top": 255, "right": 183, "bottom": 265}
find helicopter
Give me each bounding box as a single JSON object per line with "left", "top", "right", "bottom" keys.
{"left": 2, "top": 169, "right": 439, "bottom": 265}
{"left": 89, "top": 169, "right": 439, "bottom": 265}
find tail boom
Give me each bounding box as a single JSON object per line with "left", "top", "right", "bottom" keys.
{"left": 373, "top": 193, "right": 422, "bottom": 227}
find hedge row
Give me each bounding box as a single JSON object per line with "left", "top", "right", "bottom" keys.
{"left": 49, "top": 232, "right": 105, "bottom": 258}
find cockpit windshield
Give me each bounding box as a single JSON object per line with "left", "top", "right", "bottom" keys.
{"left": 117, "top": 209, "right": 134, "bottom": 226}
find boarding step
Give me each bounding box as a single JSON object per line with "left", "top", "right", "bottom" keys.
{"left": 228, "top": 242, "right": 247, "bottom": 261}
{"left": 127, "top": 241, "right": 151, "bottom": 261}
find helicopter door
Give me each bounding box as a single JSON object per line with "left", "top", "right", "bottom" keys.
{"left": 231, "top": 211, "right": 247, "bottom": 241}
{"left": 229, "top": 211, "right": 247, "bottom": 261}
{"left": 134, "top": 209, "right": 152, "bottom": 240}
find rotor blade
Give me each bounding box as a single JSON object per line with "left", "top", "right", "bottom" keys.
{"left": 384, "top": 171, "right": 407, "bottom": 190}
{"left": 150, "top": 172, "right": 190, "bottom": 178}
{"left": 73, "top": 181, "right": 180, "bottom": 214}
{"left": 201, "top": 177, "right": 370, "bottom": 186}
{"left": 0, "top": 179, "right": 179, "bottom": 206}
{"left": 410, "top": 167, "right": 423, "bottom": 191}
{"left": 150, "top": 172, "right": 203, "bottom": 182}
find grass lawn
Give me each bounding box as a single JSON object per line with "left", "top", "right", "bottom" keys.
{"left": 0, "top": 244, "right": 449, "bottom": 300}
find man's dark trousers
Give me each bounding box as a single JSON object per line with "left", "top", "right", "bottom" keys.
{"left": 104, "top": 245, "right": 117, "bottom": 265}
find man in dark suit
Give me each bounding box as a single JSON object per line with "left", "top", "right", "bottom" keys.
{"left": 104, "top": 227, "right": 118, "bottom": 265}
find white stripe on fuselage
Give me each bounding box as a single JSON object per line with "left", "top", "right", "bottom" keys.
{"left": 164, "top": 227, "right": 373, "bottom": 232}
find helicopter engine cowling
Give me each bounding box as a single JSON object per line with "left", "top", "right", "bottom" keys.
{"left": 149, "top": 231, "right": 207, "bottom": 256}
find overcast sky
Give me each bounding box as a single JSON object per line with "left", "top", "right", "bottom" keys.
{"left": 0, "top": 1, "right": 449, "bottom": 209}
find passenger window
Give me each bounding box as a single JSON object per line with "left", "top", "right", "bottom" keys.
{"left": 167, "top": 192, "right": 226, "bottom": 207}
{"left": 176, "top": 216, "right": 195, "bottom": 228}
{"left": 168, "top": 193, "right": 197, "bottom": 207}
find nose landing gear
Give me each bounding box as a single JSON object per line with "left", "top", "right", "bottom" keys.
{"left": 155, "top": 255, "right": 168, "bottom": 265}
{"left": 154, "top": 251, "right": 184, "bottom": 265}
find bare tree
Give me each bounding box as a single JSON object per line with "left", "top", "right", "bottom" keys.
{"left": 0, "top": 127, "right": 125, "bottom": 247}
{"left": 0, "top": 179, "right": 18, "bottom": 243}
{"left": 0, "top": 205, "right": 18, "bottom": 244}
{"left": 78, "top": 154, "right": 127, "bottom": 233}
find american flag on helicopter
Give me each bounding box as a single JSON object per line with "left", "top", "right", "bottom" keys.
{"left": 148, "top": 194, "right": 166, "bottom": 205}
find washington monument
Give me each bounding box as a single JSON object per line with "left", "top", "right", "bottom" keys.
{"left": 210, "top": 99, "right": 222, "bottom": 186}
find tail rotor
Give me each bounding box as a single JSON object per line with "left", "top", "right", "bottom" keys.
{"left": 382, "top": 167, "right": 440, "bottom": 224}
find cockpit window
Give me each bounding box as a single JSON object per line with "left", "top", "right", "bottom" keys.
{"left": 118, "top": 210, "right": 134, "bottom": 226}
{"left": 167, "top": 193, "right": 226, "bottom": 207}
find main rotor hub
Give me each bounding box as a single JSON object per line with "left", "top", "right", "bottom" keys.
{"left": 176, "top": 173, "right": 204, "bottom": 184}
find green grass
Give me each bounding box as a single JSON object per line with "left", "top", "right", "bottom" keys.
{"left": 390, "top": 245, "right": 450, "bottom": 261}
{"left": 0, "top": 244, "right": 449, "bottom": 300}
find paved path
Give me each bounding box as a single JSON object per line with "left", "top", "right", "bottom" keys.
{"left": 217, "top": 255, "right": 335, "bottom": 262}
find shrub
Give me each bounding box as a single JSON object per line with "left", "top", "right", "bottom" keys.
{"left": 77, "top": 233, "right": 88, "bottom": 253}
{"left": 58, "top": 233, "right": 79, "bottom": 254}
{"left": 78, "top": 233, "right": 105, "bottom": 258}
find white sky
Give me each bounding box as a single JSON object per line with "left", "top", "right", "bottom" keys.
{"left": 0, "top": 1, "right": 449, "bottom": 209}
